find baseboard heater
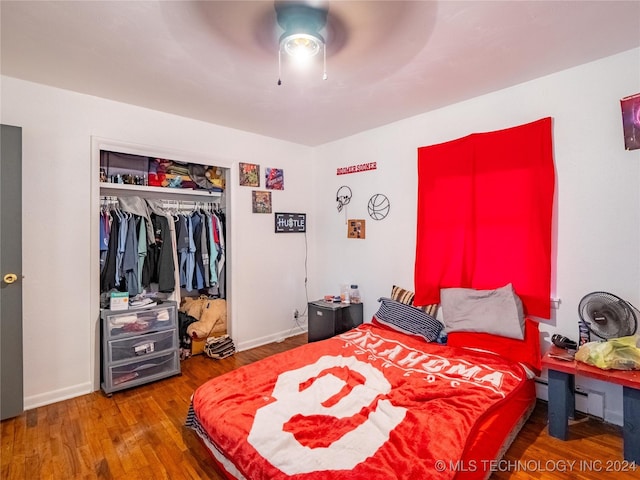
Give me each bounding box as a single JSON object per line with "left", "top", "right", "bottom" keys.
{"left": 534, "top": 378, "right": 604, "bottom": 419}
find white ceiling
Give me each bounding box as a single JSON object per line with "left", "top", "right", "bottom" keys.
{"left": 2, "top": 1, "right": 639, "bottom": 146}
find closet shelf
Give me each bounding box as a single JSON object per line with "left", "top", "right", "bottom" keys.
{"left": 100, "top": 182, "right": 222, "bottom": 201}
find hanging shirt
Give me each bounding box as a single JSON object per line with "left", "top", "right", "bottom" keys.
{"left": 215, "top": 212, "right": 225, "bottom": 277}
{"left": 123, "top": 215, "right": 140, "bottom": 296}
{"left": 100, "top": 211, "right": 120, "bottom": 292}
{"left": 99, "top": 210, "right": 111, "bottom": 273}
{"left": 184, "top": 214, "right": 196, "bottom": 292}
{"left": 146, "top": 199, "right": 181, "bottom": 305}
{"left": 191, "top": 212, "right": 205, "bottom": 290}
{"left": 150, "top": 213, "right": 176, "bottom": 293}
{"left": 176, "top": 214, "right": 189, "bottom": 289}
{"left": 199, "top": 211, "right": 210, "bottom": 288}
{"left": 115, "top": 210, "right": 128, "bottom": 288}
{"left": 100, "top": 211, "right": 109, "bottom": 252}
{"left": 118, "top": 196, "right": 156, "bottom": 247}
{"left": 206, "top": 212, "right": 219, "bottom": 285}
{"left": 137, "top": 218, "right": 147, "bottom": 293}
{"left": 214, "top": 210, "right": 226, "bottom": 298}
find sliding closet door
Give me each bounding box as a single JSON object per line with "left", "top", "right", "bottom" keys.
{"left": 1, "top": 124, "right": 23, "bottom": 420}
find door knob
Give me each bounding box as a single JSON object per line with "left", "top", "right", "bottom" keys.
{"left": 3, "top": 273, "right": 18, "bottom": 284}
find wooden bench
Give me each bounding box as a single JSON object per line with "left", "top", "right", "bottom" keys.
{"left": 542, "top": 345, "right": 640, "bottom": 462}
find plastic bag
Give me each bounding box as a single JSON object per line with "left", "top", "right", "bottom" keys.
{"left": 575, "top": 335, "right": 640, "bottom": 370}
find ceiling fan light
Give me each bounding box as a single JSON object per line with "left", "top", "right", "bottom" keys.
{"left": 274, "top": 3, "right": 328, "bottom": 85}
{"left": 281, "top": 33, "right": 323, "bottom": 58}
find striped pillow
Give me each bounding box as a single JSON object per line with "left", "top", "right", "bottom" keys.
{"left": 373, "top": 297, "right": 443, "bottom": 342}
{"left": 391, "top": 285, "right": 415, "bottom": 304}
{"left": 391, "top": 285, "right": 439, "bottom": 317}
{"left": 420, "top": 303, "right": 439, "bottom": 317}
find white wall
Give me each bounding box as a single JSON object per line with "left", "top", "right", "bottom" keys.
{"left": 0, "top": 76, "right": 313, "bottom": 409}
{"left": 310, "top": 48, "right": 640, "bottom": 425}
{"left": 2, "top": 48, "right": 639, "bottom": 419}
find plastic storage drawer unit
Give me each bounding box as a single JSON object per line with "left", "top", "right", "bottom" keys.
{"left": 103, "top": 304, "right": 176, "bottom": 339}
{"left": 107, "top": 351, "right": 180, "bottom": 390}
{"left": 100, "top": 302, "right": 180, "bottom": 395}
{"left": 107, "top": 329, "right": 177, "bottom": 363}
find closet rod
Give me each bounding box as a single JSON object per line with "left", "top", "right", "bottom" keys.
{"left": 99, "top": 195, "right": 222, "bottom": 212}
{"left": 160, "top": 199, "right": 219, "bottom": 211}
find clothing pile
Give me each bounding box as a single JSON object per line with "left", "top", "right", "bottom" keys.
{"left": 204, "top": 335, "right": 235, "bottom": 360}
{"left": 178, "top": 311, "right": 197, "bottom": 359}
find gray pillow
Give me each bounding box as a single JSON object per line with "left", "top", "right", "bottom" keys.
{"left": 440, "top": 283, "right": 525, "bottom": 340}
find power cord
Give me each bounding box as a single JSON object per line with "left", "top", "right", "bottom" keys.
{"left": 287, "top": 229, "right": 309, "bottom": 337}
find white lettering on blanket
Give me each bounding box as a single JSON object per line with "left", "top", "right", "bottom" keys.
{"left": 340, "top": 329, "right": 508, "bottom": 391}
{"left": 248, "top": 355, "right": 407, "bottom": 474}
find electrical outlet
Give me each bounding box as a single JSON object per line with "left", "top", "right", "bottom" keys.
{"left": 293, "top": 309, "right": 299, "bottom": 319}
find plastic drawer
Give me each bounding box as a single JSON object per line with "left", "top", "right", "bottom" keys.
{"left": 105, "top": 351, "right": 179, "bottom": 392}
{"left": 104, "top": 303, "right": 176, "bottom": 339}
{"left": 107, "top": 329, "right": 177, "bottom": 363}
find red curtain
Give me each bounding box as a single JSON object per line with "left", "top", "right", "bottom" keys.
{"left": 414, "top": 117, "right": 555, "bottom": 319}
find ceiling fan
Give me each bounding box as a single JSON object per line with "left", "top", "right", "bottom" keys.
{"left": 190, "top": 1, "right": 429, "bottom": 89}
{"left": 274, "top": 1, "right": 330, "bottom": 84}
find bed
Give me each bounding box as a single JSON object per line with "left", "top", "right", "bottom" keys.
{"left": 186, "top": 287, "right": 541, "bottom": 480}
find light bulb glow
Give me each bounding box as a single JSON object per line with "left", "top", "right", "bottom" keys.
{"left": 281, "top": 33, "right": 322, "bottom": 59}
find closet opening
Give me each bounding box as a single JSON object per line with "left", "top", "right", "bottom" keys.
{"left": 90, "top": 138, "right": 232, "bottom": 392}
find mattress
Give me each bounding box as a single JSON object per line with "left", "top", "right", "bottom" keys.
{"left": 456, "top": 376, "right": 536, "bottom": 480}
{"left": 186, "top": 324, "right": 536, "bottom": 480}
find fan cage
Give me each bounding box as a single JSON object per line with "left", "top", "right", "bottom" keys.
{"left": 578, "top": 291, "right": 638, "bottom": 341}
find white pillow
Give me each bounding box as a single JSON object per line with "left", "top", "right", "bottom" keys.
{"left": 440, "top": 283, "right": 525, "bottom": 340}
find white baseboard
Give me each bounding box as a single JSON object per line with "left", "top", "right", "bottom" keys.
{"left": 236, "top": 327, "right": 307, "bottom": 352}
{"left": 24, "top": 381, "right": 93, "bottom": 410}
{"left": 24, "top": 331, "right": 309, "bottom": 410}
{"left": 605, "top": 409, "right": 624, "bottom": 427}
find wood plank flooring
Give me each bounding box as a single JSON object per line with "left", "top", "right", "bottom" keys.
{"left": 2, "top": 333, "right": 638, "bottom": 479}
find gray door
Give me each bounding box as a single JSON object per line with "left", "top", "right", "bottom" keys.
{"left": 1, "top": 124, "right": 23, "bottom": 420}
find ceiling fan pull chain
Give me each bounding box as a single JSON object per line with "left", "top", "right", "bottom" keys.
{"left": 277, "top": 49, "right": 282, "bottom": 86}
{"left": 323, "top": 43, "right": 327, "bottom": 81}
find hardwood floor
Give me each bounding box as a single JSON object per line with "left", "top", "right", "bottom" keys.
{"left": 1, "top": 333, "right": 637, "bottom": 479}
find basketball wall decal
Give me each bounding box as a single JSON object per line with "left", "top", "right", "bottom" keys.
{"left": 368, "top": 194, "right": 390, "bottom": 220}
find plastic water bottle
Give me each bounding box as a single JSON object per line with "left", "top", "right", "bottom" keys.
{"left": 340, "top": 284, "right": 350, "bottom": 304}
{"left": 350, "top": 285, "right": 361, "bottom": 304}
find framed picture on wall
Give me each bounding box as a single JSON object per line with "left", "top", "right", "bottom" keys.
{"left": 252, "top": 191, "right": 272, "bottom": 214}
{"left": 347, "top": 219, "right": 366, "bottom": 239}
{"left": 239, "top": 162, "right": 260, "bottom": 187}
{"left": 265, "top": 167, "right": 284, "bottom": 190}
{"left": 274, "top": 212, "right": 306, "bottom": 233}
{"left": 621, "top": 93, "right": 640, "bottom": 151}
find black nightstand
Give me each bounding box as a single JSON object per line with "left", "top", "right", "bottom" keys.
{"left": 307, "top": 300, "right": 363, "bottom": 342}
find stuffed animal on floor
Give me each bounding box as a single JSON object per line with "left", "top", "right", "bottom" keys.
{"left": 180, "top": 296, "right": 227, "bottom": 340}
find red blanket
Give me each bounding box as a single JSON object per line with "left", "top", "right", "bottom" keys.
{"left": 190, "top": 324, "right": 527, "bottom": 480}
